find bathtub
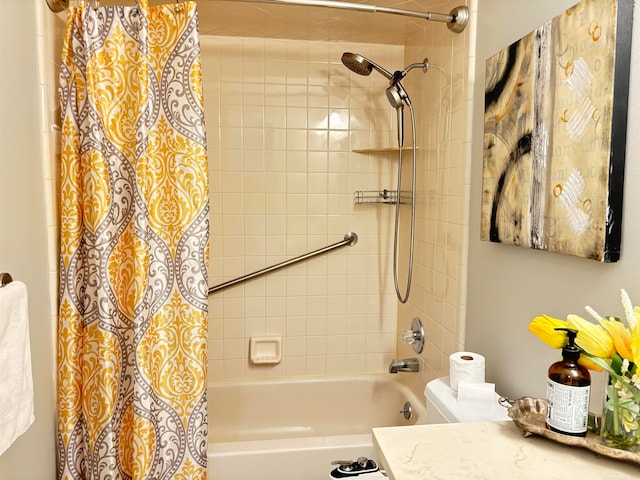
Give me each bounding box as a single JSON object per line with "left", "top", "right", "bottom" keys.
{"left": 208, "top": 374, "right": 427, "bottom": 480}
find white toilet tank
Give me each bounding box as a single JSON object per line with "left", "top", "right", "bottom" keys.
{"left": 424, "top": 376, "right": 511, "bottom": 424}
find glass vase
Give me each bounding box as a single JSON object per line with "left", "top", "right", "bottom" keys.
{"left": 601, "top": 373, "right": 640, "bottom": 451}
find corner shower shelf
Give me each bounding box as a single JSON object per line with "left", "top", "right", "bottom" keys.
{"left": 354, "top": 189, "right": 411, "bottom": 205}
{"left": 352, "top": 147, "right": 419, "bottom": 154}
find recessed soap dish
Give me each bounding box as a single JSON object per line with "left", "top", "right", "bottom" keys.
{"left": 250, "top": 336, "right": 282, "bottom": 365}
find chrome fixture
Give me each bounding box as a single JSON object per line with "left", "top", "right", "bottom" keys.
{"left": 399, "top": 401, "right": 413, "bottom": 420}
{"left": 232, "top": 1, "right": 469, "bottom": 33}
{"left": 45, "top": 0, "right": 68, "bottom": 12}
{"left": 46, "top": 0, "right": 470, "bottom": 33}
{"left": 353, "top": 189, "right": 411, "bottom": 205}
{"left": 222, "top": 1, "right": 469, "bottom": 33}
{"left": 388, "top": 357, "right": 419, "bottom": 374}
{"left": 330, "top": 457, "right": 379, "bottom": 477}
{"left": 341, "top": 53, "right": 428, "bottom": 149}
{"left": 401, "top": 317, "right": 425, "bottom": 354}
{"left": 341, "top": 52, "right": 393, "bottom": 80}
{"left": 208, "top": 232, "right": 357, "bottom": 294}
{"left": 342, "top": 52, "right": 428, "bottom": 303}
{"left": 331, "top": 457, "right": 370, "bottom": 469}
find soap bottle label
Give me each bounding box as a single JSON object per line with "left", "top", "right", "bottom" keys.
{"left": 546, "top": 379, "right": 590, "bottom": 434}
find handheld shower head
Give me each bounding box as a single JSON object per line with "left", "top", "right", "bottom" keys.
{"left": 385, "top": 83, "right": 410, "bottom": 109}
{"left": 386, "top": 83, "right": 411, "bottom": 148}
{"left": 341, "top": 52, "right": 393, "bottom": 81}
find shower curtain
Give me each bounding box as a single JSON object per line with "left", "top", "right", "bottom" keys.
{"left": 57, "top": 1, "right": 209, "bottom": 479}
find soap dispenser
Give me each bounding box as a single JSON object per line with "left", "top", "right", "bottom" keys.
{"left": 546, "top": 328, "right": 591, "bottom": 437}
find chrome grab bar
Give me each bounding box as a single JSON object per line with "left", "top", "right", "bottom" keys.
{"left": 208, "top": 232, "right": 358, "bottom": 294}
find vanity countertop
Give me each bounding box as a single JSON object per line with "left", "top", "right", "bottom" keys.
{"left": 372, "top": 421, "right": 640, "bottom": 480}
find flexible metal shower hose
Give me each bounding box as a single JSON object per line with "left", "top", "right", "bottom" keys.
{"left": 393, "top": 102, "right": 416, "bottom": 304}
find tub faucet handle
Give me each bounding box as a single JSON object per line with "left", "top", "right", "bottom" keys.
{"left": 401, "top": 317, "right": 424, "bottom": 353}
{"left": 401, "top": 330, "right": 417, "bottom": 344}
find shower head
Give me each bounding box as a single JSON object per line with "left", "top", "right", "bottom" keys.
{"left": 341, "top": 52, "right": 393, "bottom": 81}
{"left": 342, "top": 53, "right": 429, "bottom": 92}
{"left": 385, "top": 83, "right": 409, "bottom": 109}
{"left": 342, "top": 52, "right": 427, "bottom": 149}
{"left": 386, "top": 83, "right": 411, "bottom": 148}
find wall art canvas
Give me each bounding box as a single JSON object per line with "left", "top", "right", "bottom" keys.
{"left": 481, "top": 0, "right": 633, "bottom": 262}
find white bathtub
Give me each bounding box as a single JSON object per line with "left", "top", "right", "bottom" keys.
{"left": 208, "top": 374, "right": 427, "bottom": 480}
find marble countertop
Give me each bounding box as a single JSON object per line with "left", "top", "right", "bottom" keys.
{"left": 372, "top": 421, "right": 640, "bottom": 480}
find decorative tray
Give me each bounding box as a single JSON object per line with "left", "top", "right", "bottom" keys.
{"left": 507, "top": 397, "right": 640, "bottom": 465}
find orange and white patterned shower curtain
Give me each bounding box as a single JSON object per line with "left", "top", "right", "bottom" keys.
{"left": 57, "top": 1, "right": 208, "bottom": 479}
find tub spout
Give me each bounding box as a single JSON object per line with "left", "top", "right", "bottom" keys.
{"left": 388, "top": 358, "right": 420, "bottom": 373}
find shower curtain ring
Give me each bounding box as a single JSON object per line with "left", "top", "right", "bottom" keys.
{"left": 174, "top": 0, "right": 182, "bottom": 13}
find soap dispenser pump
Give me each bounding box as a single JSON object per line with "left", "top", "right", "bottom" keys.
{"left": 546, "top": 328, "right": 591, "bottom": 437}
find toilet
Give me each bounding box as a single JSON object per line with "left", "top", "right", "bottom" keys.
{"left": 424, "top": 376, "right": 511, "bottom": 424}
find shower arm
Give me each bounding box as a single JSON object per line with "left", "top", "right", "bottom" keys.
{"left": 214, "top": 0, "right": 469, "bottom": 33}
{"left": 395, "top": 60, "right": 429, "bottom": 80}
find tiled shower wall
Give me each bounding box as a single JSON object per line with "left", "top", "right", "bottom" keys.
{"left": 397, "top": 0, "right": 475, "bottom": 397}
{"left": 204, "top": 37, "right": 408, "bottom": 380}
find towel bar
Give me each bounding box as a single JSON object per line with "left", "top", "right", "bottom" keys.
{"left": 0, "top": 272, "right": 13, "bottom": 287}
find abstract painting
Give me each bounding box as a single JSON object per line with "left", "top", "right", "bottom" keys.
{"left": 481, "top": 0, "right": 633, "bottom": 262}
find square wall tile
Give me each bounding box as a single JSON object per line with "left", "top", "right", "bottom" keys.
{"left": 204, "top": 33, "right": 470, "bottom": 384}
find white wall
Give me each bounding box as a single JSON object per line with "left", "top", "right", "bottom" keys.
{"left": 0, "top": 0, "right": 57, "bottom": 478}
{"left": 467, "top": 0, "right": 640, "bottom": 402}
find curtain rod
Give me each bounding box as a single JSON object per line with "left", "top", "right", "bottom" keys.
{"left": 45, "top": 0, "right": 469, "bottom": 33}
{"left": 219, "top": 0, "right": 469, "bottom": 33}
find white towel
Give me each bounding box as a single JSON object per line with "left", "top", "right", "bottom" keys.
{"left": 0, "top": 281, "right": 34, "bottom": 455}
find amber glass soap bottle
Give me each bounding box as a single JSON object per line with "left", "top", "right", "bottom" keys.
{"left": 546, "top": 328, "right": 591, "bottom": 437}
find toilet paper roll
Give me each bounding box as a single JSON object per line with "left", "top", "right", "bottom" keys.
{"left": 449, "top": 352, "right": 485, "bottom": 391}
{"left": 457, "top": 381, "right": 500, "bottom": 421}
